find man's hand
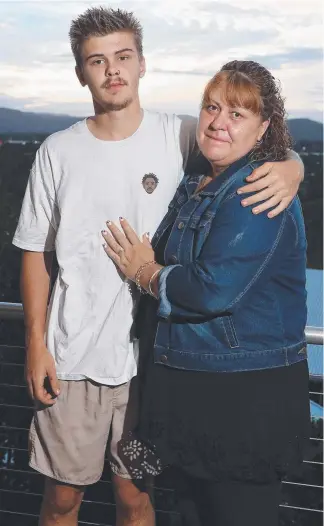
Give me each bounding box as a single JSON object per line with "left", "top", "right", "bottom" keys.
{"left": 25, "top": 339, "right": 60, "bottom": 405}
{"left": 237, "top": 159, "right": 302, "bottom": 218}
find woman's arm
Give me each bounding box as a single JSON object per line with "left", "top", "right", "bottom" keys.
{"left": 156, "top": 194, "right": 293, "bottom": 320}
{"left": 101, "top": 200, "right": 294, "bottom": 322}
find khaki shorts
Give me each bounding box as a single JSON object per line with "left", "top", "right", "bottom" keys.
{"left": 29, "top": 377, "right": 138, "bottom": 485}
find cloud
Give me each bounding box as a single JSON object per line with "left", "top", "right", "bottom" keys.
{"left": 150, "top": 67, "right": 215, "bottom": 76}
{"left": 249, "top": 48, "right": 323, "bottom": 68}
{"left": 0, "top": 0, "right": 322, "bottom": 120}
{"left": 0, "top": 93, "right": 37, "bottom": 111}
{"left": 150, "top": 47, "right": 323, "bottom": 76}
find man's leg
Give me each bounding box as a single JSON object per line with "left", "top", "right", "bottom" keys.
{"left": 39, "top": 479, "right": 84, "bottom": 526}
{"left": 112, "top": 474, "right": 155, "bottom": 526}
{"left": 110, "top": 378, "right": 155, "bottom": 526}
{"left": 29, "top": 380, "right": 113, "bottom": 525}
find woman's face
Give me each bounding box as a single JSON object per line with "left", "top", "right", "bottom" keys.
{"left": 197, "top": 87, "right": 269, "bottom": 168}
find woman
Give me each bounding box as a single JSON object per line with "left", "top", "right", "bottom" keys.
{"left": 102, "top": 61, "right": 310, "bottom": 525}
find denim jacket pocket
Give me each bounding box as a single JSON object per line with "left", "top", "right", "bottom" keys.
{"left": 189, "top": 211, "right": 214, "bottom": 230}
{"left": 189, "top": 210, "right": 214, "bottom": 251}
{"left": 188, "top": 195, "right": 215, "bottom": 229}
{"left": 221, "top": 315, "right": 239, "bottom": 348}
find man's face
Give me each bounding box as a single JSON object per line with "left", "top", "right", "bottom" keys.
{"left": 76, "top": 31, "right": 146, "bottom": 112}
{"left": 143, "top": 177, "right": 157, "bottom": 194}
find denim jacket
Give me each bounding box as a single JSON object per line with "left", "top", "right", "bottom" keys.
{"left": 151, "top": 155, "right": 307, "bottom": 373}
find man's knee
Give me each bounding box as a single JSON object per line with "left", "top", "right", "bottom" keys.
{"left": 113, "top": 475, "right": 154, "bottom": 524}
{"left": 123, "top": 492, "right": 152, "bottom": 520}
{"left": 42, "top": 479, "right": 84, "bottom": 517}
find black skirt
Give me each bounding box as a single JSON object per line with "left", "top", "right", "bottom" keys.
{"left": 119, "top": 321, "right": 311, "bottom": 483}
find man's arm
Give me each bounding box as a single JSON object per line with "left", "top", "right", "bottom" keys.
{"left": 237, "top": 150, "right": 304, "bottom": 218}
{"left": 22, "top": 250, "right": 59, "bottom": 404}
{"left": 12, "top": 141, "right": 59, "bottom": 403}
{"left": 178, "top": 114, "right": 210, "bottom": 175}
{"left": 286, "top": 150, "right": 304, "bottom": 166}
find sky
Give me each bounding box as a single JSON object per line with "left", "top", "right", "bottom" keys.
{"left": 0, "top": 0, "right": 322, "bottom": 121}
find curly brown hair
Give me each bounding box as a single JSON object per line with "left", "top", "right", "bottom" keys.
{"left": 202, "top": 60, "right": 293, "bottom": 161}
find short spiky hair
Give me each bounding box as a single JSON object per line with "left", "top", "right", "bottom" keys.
{"left": 69, "top": 6, "right": 143, "bottom": 67}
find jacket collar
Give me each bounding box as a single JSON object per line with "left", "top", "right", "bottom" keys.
{"left": 188, "top": 154, "right": 253, "bottom": 199}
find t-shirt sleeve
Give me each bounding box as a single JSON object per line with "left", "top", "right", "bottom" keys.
{"left": 12, "top": 142, "right": 58, "bottom": 252}
{"left": 178, "top": 114, "right": 210, "bottom": 175}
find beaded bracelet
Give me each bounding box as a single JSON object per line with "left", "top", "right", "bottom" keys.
{"left": 134, "top": 261, "right": 156, "bottom": 293}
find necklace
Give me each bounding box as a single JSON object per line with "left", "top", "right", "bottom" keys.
{"left": 195, "top": 174, "right": 213, "bottom": 194}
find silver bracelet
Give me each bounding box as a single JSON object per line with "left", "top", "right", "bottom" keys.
{"left": 148, "top": 269, "right": 161, "bottom": 298}
{"left": 135, "top": 261, "right": 156, "bottom": 293}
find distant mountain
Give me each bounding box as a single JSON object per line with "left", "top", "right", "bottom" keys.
{"left": 0, "top": 107, "right": 79, "bottom": 135}
{"left": 287, "top": 118, "right": 323, "bottom": 143}
{"left": 0, "top": 108, "right": 323, "bottom": 142}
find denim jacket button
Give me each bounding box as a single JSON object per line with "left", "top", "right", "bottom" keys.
{"left": 160, "top": 354, "right": 168, "bottom": 364}
{"left": 170, "top": 255, "right": 178, "bottom": 263}
{"left": 178, "top": 221, "right": 185, "bottom": 230}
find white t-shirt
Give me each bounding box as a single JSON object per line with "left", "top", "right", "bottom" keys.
{"left": 13, "top": 110, "right": 199, "bottom": 385}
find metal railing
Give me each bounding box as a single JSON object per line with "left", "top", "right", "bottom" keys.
{"left": 0, "top": 301, "right": 323, "bottom": 344}
{"left": 0, "top": 301, "right": 323, "bottom": 526}
{"left": 0, "top": 302, "right": 24, "bottom": 320}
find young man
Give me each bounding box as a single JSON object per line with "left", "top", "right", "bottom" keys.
{"left": 13, "top": 7, "right": 303, "bottom": 526}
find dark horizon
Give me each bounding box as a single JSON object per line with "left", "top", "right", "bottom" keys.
{"left": 0, "top": 105, "right": 323, "bottom": 125}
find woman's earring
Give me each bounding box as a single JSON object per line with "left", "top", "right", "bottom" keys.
{"left": 255, "top": 138, "right": 263, "bottom": 146}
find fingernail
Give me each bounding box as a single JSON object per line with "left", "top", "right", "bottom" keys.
{"left": 253, "top": 208, "right": 260, "bottom": 214}
{"left": 237, "top": 189, "right": 242, "bottom": 194}
{"left": 241, "top": 200, "right": 247, "bottom": 206}
{"left": 146, "top": 232, "right": 150, "bottom": 237}
{"left": 106, "top": 221, "right": 111, "bottom": 226}
{"left": 119, "top": 216, "right": 124, "bottom": 221}
{"left": 102, "top": 243, "right": 107, "bottom": 249}
{"left": 101, "top": 230, "right": 107, "bottom": 235}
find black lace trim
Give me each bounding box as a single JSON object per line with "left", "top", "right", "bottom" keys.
{"left": 118, "top": 433, "right": 164, "bottom": 479}
{"left": 118, "top": 418, "right": 307, "bottom": 482}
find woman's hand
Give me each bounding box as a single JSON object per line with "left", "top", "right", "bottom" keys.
{"left": 101, "top": 218, "right": 155, "bottom": 281}
{"left": 237, "top": 158, "right": 303, "bottom": 218}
